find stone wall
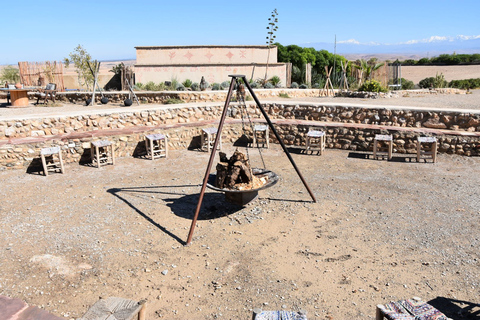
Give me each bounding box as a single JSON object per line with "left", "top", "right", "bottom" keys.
{"left": 1, "top": 100, "right": 479, "bottom": 171}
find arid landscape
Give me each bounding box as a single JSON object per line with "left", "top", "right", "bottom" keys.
{"left": 1, "top": 91, "right": 480, "bottom": 319}
{"left": 1, "top": 65, "right": 480, "bottom": 319}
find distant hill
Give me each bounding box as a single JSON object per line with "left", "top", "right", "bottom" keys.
{"left": 300, "top": 36, "right": 480, "bottom": 61}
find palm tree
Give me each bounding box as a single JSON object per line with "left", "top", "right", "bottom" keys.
{"left": 354, "top": 59, "right": 384, "bottom": 85}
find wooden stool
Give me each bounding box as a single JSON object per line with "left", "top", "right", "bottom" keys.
{"left": 417, "top": 136, "right": 437, "bottom": 163}
{"left": 201, "top": 127, "right": 221, "bottom": 152}
{"left": 145, "top": 133, "right": 168, "bottom": 160}
{"left": 373, "top": 134, "right": 393, "bottom": 160}
{"left": 253, "top": 124, "right": 269, "bottom": 148}
{"left": 90, "top": 140, "right": 115, "bottom": 168}
{"left": 40, "top": 146, "right": 64, "bottom": 176}
{"left": 305, "top": 129, "right": 326, "bottom": 155}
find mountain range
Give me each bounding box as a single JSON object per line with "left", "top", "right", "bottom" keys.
{"left": 300, "top": 36, "right": 480, "bottom": 60}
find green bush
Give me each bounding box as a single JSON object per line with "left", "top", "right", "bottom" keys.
{"left": 291, "top": 82, "right": 299, "bottom": 88}
{"left": 211, "top": 83, "right": 221, "bottom": 90}
{"left": 400, "top": 78, "right": 415, "bottom": 90}
{"left": 264, "top": 82, "right": 274, "bottom": 89}
{"left": 419, "top": 73, "right": 447, "bottom": 88}
{"left": 0, "top": 65, "right": 20, "bottom": 83}
{"left": 279, "top": 93, "right": 290, "bottom": 98}
{"left": 250, "top": 82, "right": 259, "bottom": 89}
{"left": 220, "top": 81, "right": 230, "bottom": 89}
{"left": 449, "top": 78, "right": 480, "bottom": 89}
{"left": 176, "top": 84, "right": 185, "bottom": 91}
{"left": 269, "top": 75, "right": 281, "bottom": 87}
{"left": 418, "top": 77, "right": 435, "bottom": 89}
{"left": 299, "top": 84, "right": 309, "bottom": 89}
{"left": 359, "top": 80, "right": 387, "bottom": 93}
{"left": 145, "top": 81, "right": 164, "bottom": 91}
{"left": 182, "top": 79, "right": 192, "bottom": 88}
{"left": 134, "top": 82, "right": 144, "bottom": 90}
{"left": 191, "top": 82, "right": 200, "bottom": 91}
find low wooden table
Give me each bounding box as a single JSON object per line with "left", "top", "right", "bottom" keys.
{"left": 0, "top": 88, "right": 32, "bottom": 107}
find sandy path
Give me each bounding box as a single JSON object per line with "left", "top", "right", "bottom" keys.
{"left": 0, "top": 144, "right": 478, "bottom": 319}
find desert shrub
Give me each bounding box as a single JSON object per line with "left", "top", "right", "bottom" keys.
{"left": 191, "top": 82, "right": 200, "bottom": 91}
{"left": 269, "top": 75, "right": 281, "bottom": 87}
{"left": 400, "top": 78, "right": 415, "bottom": 90}
{"left": 299, "top": 84, "right": 309, "bottom": 89}
{"left": 164, "top": 98, "right": 184, "bottom": 104}
{"left": 264, "top": 82, "right": 274, "bottom": 89}
{"left": 418, "top": 77, "right": 435, "bottom": 88}
{"left": 291, "top": 82, "right": 299, "bottom": 88}
{"left": 211, "top": 83, "right": 221, "bottom": 90}
{"left": 165, "top": 78, "right": 179, "bottom": 91}
{"left": 175, "top": 83, "right": 185, "bottom": 91}
{"left": 250, "top": 82, "right": 259, "bottom": 89}
{"left": 182, "top": 79, "right": 192, "bottom": 88}
{"left": 220, "top": 81, "right": 230, "bottom": 89}
{"left": 359, "top": 80, "right": 387, "bottom": 93}
{"left": 134, "top": 82, "right": 144, "bottom": 90}
{"left": 0, "top": 65, "right": 20, "bottom": 83}
{"left": 449, "top": 78, "right": 480, "bottom": 89}
{"left": 279, "top": 93, "right": 290, "bottom": 98}
{"left": 145, "top": 81, "right": 163, "bottom": 91}
{"left": 419, "top": 73, "right": 447, "bottom": 89}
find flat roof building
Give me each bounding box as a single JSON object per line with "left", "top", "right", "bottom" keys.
{"left": 134, "top": 45, "right": 289, "bottom": 87}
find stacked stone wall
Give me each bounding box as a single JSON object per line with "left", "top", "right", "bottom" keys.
{"left": 1, "top": 100, "right": 479, "bottom": 171}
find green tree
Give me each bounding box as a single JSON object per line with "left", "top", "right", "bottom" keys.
{"left": 63, "top": 45, "right": 94, "bottom": 89}
{"left": 0, "top": 65, "right": 20, "bottom": 84}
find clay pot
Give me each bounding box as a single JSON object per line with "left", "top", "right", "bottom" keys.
{"left": 15, "top": 83, "right": 22, "bottom": 89}
{"left": 124, "top": 99, "right": 133, "bottom": 106}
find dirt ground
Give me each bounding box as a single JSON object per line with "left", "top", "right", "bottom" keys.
{"left": 0, "top": 138, "right": 479, "bottom": 319}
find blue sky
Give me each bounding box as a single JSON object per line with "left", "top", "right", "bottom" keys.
{"left": 1, "top": 0, "right": 479, "bottom": 64}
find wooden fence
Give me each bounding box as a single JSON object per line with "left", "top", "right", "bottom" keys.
{"left": 18, "top": 61, "right": 65, "bottom": 91}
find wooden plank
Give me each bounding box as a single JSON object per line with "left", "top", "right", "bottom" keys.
{"left": 79, "top": 297, "right": 143, "bottom": 320}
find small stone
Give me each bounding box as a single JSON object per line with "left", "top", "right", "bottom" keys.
{"left": 161, "top": 269, "right": 168, "bottom": 275}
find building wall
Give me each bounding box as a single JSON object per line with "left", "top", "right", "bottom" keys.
{"left": 135, "top": 64, "right": 287, "bottom": 86}
{"left": 135, "top": 45, "right": 277, "bottom": 65}
{"left": 134, "top": 45, "right": 286, "bottom": 85}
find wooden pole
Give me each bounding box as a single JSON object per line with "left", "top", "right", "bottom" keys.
{"left": 186, "top": 77, "right": 238, "bottom": 245}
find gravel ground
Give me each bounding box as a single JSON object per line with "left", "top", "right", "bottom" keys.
{"left": 283, "top": 89, "right": 480, "bottom": 111}
{"left": 0, "top": 143, "right": 479, "bottom": 319}
{"left": 0, "top": 89, "right": 479, "bottom": 120}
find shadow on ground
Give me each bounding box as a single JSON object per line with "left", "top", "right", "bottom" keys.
{"left": 107, "top": 185, "right": 243, "bottom": 245}
{"left": 429, "top": 297, "right": 480, "bottom": 319}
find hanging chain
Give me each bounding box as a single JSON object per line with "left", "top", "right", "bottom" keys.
{"left": 236, "top": 83, "right": 266, "bottom": 169}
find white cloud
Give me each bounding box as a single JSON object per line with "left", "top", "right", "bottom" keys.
{"left": 338, "top": 39, "right": 360, "bottom": 45}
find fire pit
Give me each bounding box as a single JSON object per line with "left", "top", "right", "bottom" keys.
{"left": 206, "top": 151, "right": 279, "bottom": 205}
